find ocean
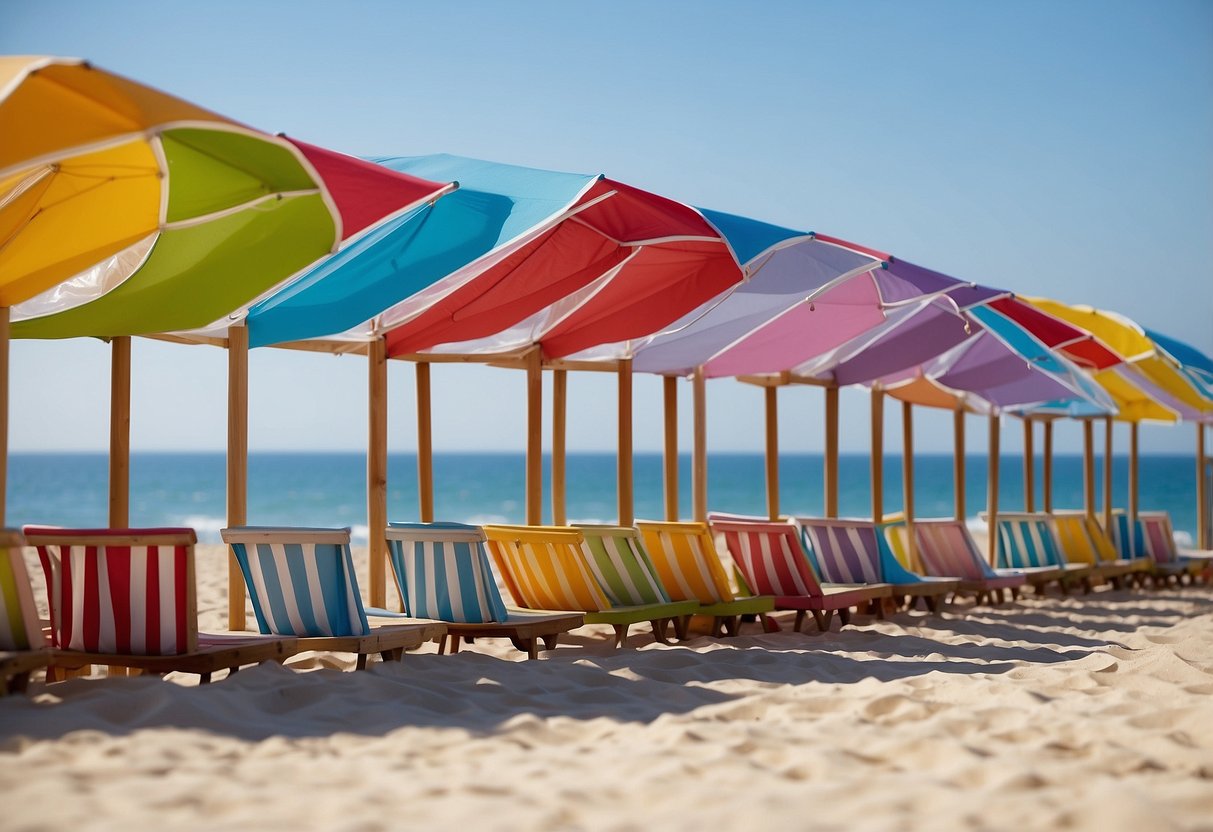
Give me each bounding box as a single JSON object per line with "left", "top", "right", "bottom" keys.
{"left": 6, "top": 451, "right": 1206, "bottom": 545}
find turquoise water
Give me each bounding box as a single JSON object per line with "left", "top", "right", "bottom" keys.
{"left": 6, "top": 452, "right": 1204, "bottom": 544}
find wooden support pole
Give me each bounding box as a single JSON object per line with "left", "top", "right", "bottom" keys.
{"left": 764, "top": 385, "right": 779, "bottom": 520}
{"left": 824, "top": 385, "right": 839, "bottom": 518}
{"left": 415, "top": 360, "right": 433, "bottom": 523}
{"left": 953, "top": 408, "right": 966, "bottom": 522}
{"left": 987, "top": 413, "right": 1000, "bottom": 565}
{"left": 1082, "top": 419, "right": 1096, "bottom": 521}
{"left": 871, "top": 388, "right": 884, "bottom": 522}
{"left": 226, "top": 326, "right": 249, "bottom": 631}
{"left": 552, "top": 369, "right": 567, "bottom": 525}
{"left": 1128, "top": 421, "right": 1139, "bottom": 530}
{"left": 662, "top": 376, "right": 679, "bottom": 521}
{"left": 1103, "top": 416, "right": 1114, "bottom": 531}
{"left": 1022, "top": 417, "right": 1034, "bottom": 513}
{"left": 526, "top": 347, "right": 543, "bottom": 525}
{"left": 1042, "top": 419, "right": 1054, "bottom": 513}
{"left": 692, "top": 367, "right": 707, "bottom": 522}
{"left": 367, "top": 338, "right": 388, "bottom": 607}
{"left": 0, "top": 308, "right": 7, "bottom": 526}
{"left": 109, "top": 336, "right": 131, "bottom": 527}
{"left": 1199, "top": 423, "right": 1208, "bottom": 549}
{"left": 901, "top": 401, "right": 917, "bottom": 569}
{"left": 617, "top": 359, "right": 634, "bottom": 526}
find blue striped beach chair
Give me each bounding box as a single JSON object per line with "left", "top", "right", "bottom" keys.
{"left": 1, "top": 530, "right": 51, "bottom": 694}
{"left": 984, "top": 513, "right": 1090, "bottom": 594}
{"left": 222, "top": 527, "right": 445, "bottom": 669}
{"left": 385, "top": 523, "right": 582, "bottom": 659}
{"left": 794, "top": 517, "right": 959, "bottom": 612}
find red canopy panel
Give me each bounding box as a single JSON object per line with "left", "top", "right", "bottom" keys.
{"left": 285, "top": 137, "right": 451, "bottom": 240}
{"left": 384, "top": 177, "right": 740, "bottom": 358}
{"left": 989, "top": 297, "right": 1120, "bottom": 369}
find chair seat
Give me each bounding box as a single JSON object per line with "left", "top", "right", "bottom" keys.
{"left": 442, "top": 611, "right": 584, "bottom": 641}
{"left": 776, "top": 583, "right": 892, "bottom": 610}
{"left": 956, "top": 574, "right": 1026, "bottom": 592}
{"left": 1089, "top": 560, "right": 1137, "bottom": 579}
{"left": 583, "top": 600, "right": 700, "bottom": 626}
{"left": 289, "top": 621, "right": 446, "bottom": 657}
{"left": 52, "top": 632, "right": 297, "bottom": 676}
{"left": 1000, "top": 565, "right": 1065, "bottom": 583}
{"left": 693, "top": 595, "right": 775, "bottom": 618}
{"left": 1, "top": 650, "right": 52, "bottom": 694}
{"left": 889, "top": 578, "right": 960, "bottom": 596}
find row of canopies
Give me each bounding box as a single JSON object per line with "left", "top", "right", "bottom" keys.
{"left": 3, "top": 57, "right": 1212, "bottom": 616}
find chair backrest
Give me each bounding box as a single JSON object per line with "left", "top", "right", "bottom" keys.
{"left": 482, "top": 525, "right": 610, "bottom": 612}
{"left": 1050, "top": 513, "right": 1099, "bottom": 566}
{"left": 911, "top": 519, "right": 998, "bottom": 580}
{"left": 636, "top": 520, "right": 736, "bottom": 604}
{"left": 573, "top": 525, "right": 671, "bottom": 606}
{"left": 385, "top": 522, "right": 508, "bottom": 623}
{"left": 25, "top": 526, "right": 199, "bottom": 656}
{"left": 795, "top": 517, "right": 892, "bottom": 584}
{"left": 708, "top": 517, "right": 824, "bottom": 598}
{"left": 221, "top": 527, "right": 370, "bottom": 638}
{"left": 1110, "top": 511, "right": 1145, "bottom": 560}
{"left": 1138, "top": 512, "right": 1179, "bottom": 563}
{"left": 992, "top": 513, "right": 1065, "bottom": 569}
{"left": 0, "top": 530, "right": 46, "bottom": 652}
{"left": 882, "top": 521, "right": 917, "bottom": 572}
{"left": 1082, "top": 516, "right": 1122, "bottom": 563}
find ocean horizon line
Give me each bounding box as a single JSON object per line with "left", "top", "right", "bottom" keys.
{"left": 7, "top": 449, "right": 1198, "bottom": 459}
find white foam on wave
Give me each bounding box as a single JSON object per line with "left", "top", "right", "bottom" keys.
{"left": 182, "top": 515, "right": 227, "bottom": 543}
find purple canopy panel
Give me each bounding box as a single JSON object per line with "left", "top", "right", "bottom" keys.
{"left": 702, "top": 276, "right": 886, "bottom": 378}
{"left": 935, "top": 332, "right": 1079, "bottom": 406}
{"left": 826, "top": 301, "right": 974, "bottom": 386}
{"left": 875, "top": 259, "right": 1006, "bottom": 308}
{"left": 630, "top": 238, "right": 881, "bottom": 375}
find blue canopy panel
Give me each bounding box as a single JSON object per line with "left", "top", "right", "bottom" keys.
{"left": 697, "top": 207, "right": 809, "bottom": 267}
{"left": 1145, "top": 327, "right": 1213, "bottom": 399}
{"left": 245, "top": 154, "right": 599, "bottom": 347}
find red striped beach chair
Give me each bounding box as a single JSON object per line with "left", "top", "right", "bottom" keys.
{"left": 708, "top": 516, "right": 892, "bottom": 632}
{"left": 25, "top": 527, "right": 296, "bottom": 683}
{"left": 1, "top": 530, "right": 51, "bottom": 694}
{"left": 1135, "top": 512, "right": 1210, "bottom": 585}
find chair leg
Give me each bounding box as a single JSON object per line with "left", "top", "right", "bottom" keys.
{"left": 613, "top": 624, "right": 629, "bottom": 648}
{"left": 356, "top": 653, "right": 369, "bottom": 671}
{"left": 810, "top": 610, "right": 827, "bottom": 631}
{"left": 710, "top": 617, "right": 724, "bottom": 638}
{"left": 838, "top": 607, "right": 851, "bottom": 626}
{"left": 448, "top": 634, "right": 462, "bottom": 655}
{"left": 526, "top": 639, "right": 538, "bottom": 660}
{"left": 673, "top": 615, "right": 690, "bottom": 640}
{"left": 651, "top": 619, "right": 672, "bottom": 645}
{"left": 199, "top": 672, "right": 213, "bottom": 685}
{"left": 924, "top": 595, "right": 938, "bottom": 614}
{"left": 794, "top": 610, "right": 807, "bottom": 633}
{"left": 541, "top": 634, "right": 559, "bottom": 651}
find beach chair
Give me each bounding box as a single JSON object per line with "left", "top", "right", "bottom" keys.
{"left": 884, "top": 519, "right": 1026, "bottom": 604}
{"left": 1133, "top": 512, "right": 1210, "bottom": 585}
{"left": 794, "top": 517, "right": 959, "bottom": 612}
{"left": 984, "top": 513, "right": 1091, "bottom": 594}
{"left": 1, "top": 530, "right": 52, "bottom": 695}
{"left": 25, "top": 527, "right": 296, "bottom": 683}
{"left": 1050, "top": 511, "right": 1147, "bottom": 588}
{"left": 482, "top": 525, "right": 697, "bottom": 648}
{"left": 708, "top": 516, "right": 892, "bottom": 632}
{"left": 385, "top": 522, "right": 582, "bottom": 659}
{"left": 634, "top": 520, "right": 775, "bottom": 636}
{"left": 222, "top": 527, "right": 445, "bottom": 669}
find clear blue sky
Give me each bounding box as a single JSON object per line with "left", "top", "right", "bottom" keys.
{"left": 3, "top": 0, "right": 1210, "bottom": 456}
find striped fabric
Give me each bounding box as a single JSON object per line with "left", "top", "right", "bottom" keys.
{"left": 575, "top": 526, "right": 671, "bottom": 606}
{"left": 385, "top": 522, "right": 508, "bottom": 623}
{"left": 1083, "top": 517, "right": 1123, "bottom": 564}
{"left": 883, "top": 523, "right": 915, "bottom": 571}
{"left": 798, "top": 519, "right": 884, "bottom": 584}
{"left": 1, "top": 530, "right": 45, "bottom": 652}
{"left": 1111, "top": 513, "right": 1144, "bottom": 560}
{"left": 995, "top": 515, "right": 1063, "bottom": 569}
{"left": 708, "top": 519, "right": 824, "bottom": 598}
{"left": 637, "top": 521, "right": 735, "bottom": 604}
{"left": 1052, "top": 515, "right": 1099, "bottom": 566}
{"left": 26, "top": 527, "right": 198, "bottom": 656}
{"left": 482, "top": 526, "right": 609, "bottom": 612}
{"left": 913, "top": 521, "right": 995, "bottom": 580}
{"left": 223, "top": 527, "right": 370, "bottom": 638}
{"left": 1138, "top": 513, "right": 1179, "bottom": 563}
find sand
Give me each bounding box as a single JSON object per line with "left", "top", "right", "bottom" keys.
{"left": 2, "top": 544, "right": 1212, "bottom": 832}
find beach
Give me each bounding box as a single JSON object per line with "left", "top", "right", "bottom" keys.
{"left": 2, "top": 545, "right": 1212, "bottom": 831}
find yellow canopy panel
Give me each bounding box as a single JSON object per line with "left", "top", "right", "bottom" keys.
{"left": 1094, "top": 368, "right": 1177, "bottom": 423}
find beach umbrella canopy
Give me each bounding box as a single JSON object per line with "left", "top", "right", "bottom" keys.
{"left": 369, "top": 158, "right": 744, "bottom": 360}
{"left": 1, "top": 56, "right": 453, "bottom": 338}
{"left": 1144, "top": 328, "right": 1213, "bottom": 403}
{"left": 237, "top": 154, "right": 599, "bottom": 348}
{"left": 1024, "top": 298, "right": 1213, "bottom": 422}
